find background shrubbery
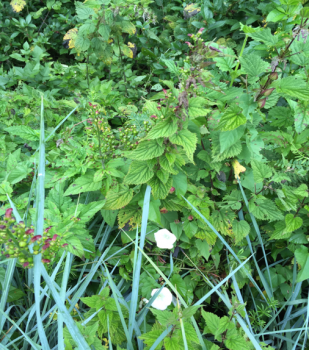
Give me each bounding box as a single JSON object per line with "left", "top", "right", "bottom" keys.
{"left": 1, "top": 0, "right": 309, "bottom": 349}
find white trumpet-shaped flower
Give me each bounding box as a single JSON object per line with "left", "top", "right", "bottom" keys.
{"left": 154, "top": 229, "right": 176, "bottom": 249}
{"left": 146, "top": 287, "right": 173, "bottom": 310}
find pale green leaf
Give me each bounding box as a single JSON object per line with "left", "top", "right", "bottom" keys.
{"left": 251, "top": 159, "right": 272, "bottom": 183}
{"left": 124, "top": 161, "right": 154, "bottom": 184}
{"left": 218, "top": 105, "right": 246, "bottom": 131}
{"left": 104, "top": 185, "right": 133, "bottom": 210}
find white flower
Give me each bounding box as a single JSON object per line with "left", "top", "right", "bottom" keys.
{"left": 154, "top": 229, "right": 176, "bottom": 249}
{"left": 146, "top": 288, "right": 173, "bottom": 310}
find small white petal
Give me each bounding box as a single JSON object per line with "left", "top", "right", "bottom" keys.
{"left": 150, "top": 287, "right": 173, "bottom": 310}
{"left": 154, "top": 229, "right": 177, "bottom": 249}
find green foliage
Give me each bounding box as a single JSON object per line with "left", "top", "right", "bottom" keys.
{"left": 1, "top": 0, "right": 309, "bottom": 348}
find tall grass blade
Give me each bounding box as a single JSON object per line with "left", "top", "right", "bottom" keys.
{"left": 40, "top": 264, "right": 91, "bottom": 350}
{"left": 128, "top": 185, "right": 151, "bottom": 340}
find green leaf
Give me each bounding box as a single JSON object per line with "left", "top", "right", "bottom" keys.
{"left": 272, "top": 77, "right": 309, "bottom": 100}
{"left": 119, "top": 21, "right": 136, "bottom": 35}
{"left": 172, "top": 172, "right": 187, "bottom": 196}
{"left": 218, "top": 105, "right": 246, "bottom": 131}
{"left": 266, "top": 8, "right": 286, "bottom": 22}
{"left": 76, "top": 5, "right": 95, "bottom": 19}
{"left": 295, "top": 245, "right": 309, "bottom": 282}
{"left": 7, "top": 163, "right": 31, "bottom": 185}
{"left": 248, "top": 198, "right": 284, "bottom": 222}
{"left": 124, "top": 161, "right": 154, "bottom": 184}
{"left": 161, "top": 59, "right": 179, "bottom": 75}
{"left": 150, "top": 309, "right": 177, "bottom": 326}
{"left": 5, "top": 126, "right": 40, "bottom": 141}
{"left": 232, "top": 220, "right": 250, "bottom": 243}
{"left": 64, "top": 173, "right": 102, "bottom": 196}
{"left": 247, "top": 27, "right": 278, "bottom": 46}
{"left": 98, "top": 24, "right": 111, "bottom": 41}
{"left": 219, "top": 126, "right": 245, "bottom": 153}
{"left": 251, "top": 160, "right": 272, "bottom": 183}
{"left": 170, "top": 129, "right": 197, "bottom": 162}
{"left": 188, "top": 97, "right": 210, "bottom": 118}
{"left": 79, "top": 201, "right": 106, "bottom": 223}
{"left": 195, "top": 239, "right": 210, "bottom": 260}
{"left": 125, "top": 139, "right": 165, "bottom": 161}
{"left": 164, "top": 336, "right": 180, "bottom": 350}
{"left": 285, "top": 214, "right": 303, "bottom": 233}
{"left": 183, "top": 220, "right": 198, "bottom": 238}
{"left": 202, "top": 310, "right": 221, "bottom": 335}
{"left": 75, "top": 36, "right": 91, "bottom": 52}
{"left": 101, "top": 209, "right": 118, "bottom": 227}
{"left": 294, "top": 103, "right": 309, "bottom": 133}
{"left": 146, "top": 118, "right": 178, "bottom": 139}
{"left": 225, "top": 328, "right": 250, "bottom": 350}
{"left": 215, "top": 47, "right": 236, "bottom": 72}
{"left": 239, "top": 53, "right": 269, "bottom": 79}
{"left": 104, "top": 185, "right": 133, "bottom": 210}
{"left": 148, "top": 176, "right": 173, "bottom": 200}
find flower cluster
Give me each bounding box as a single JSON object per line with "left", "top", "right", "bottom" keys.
{"left": 0, "top": 209, "right": 63, "bottom": 268}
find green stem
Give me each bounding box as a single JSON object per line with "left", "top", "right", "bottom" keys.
{"left": 230, "top": 35, "right": 248, "bottom": 87}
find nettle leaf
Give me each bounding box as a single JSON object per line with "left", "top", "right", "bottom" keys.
{"left": 295, "top": 245, "right": 309, "bottom": 282}
{"left": 294, "top": 103, "right": 309, "bottom": 133}
{"left": 268, "top": 106, "right": 293, "bottom": 128}
{"left": 251, "top": 160, "right": 272, "bottom": 183}
{"left": 104, "top": 185, "right": 133, "bottom": 210}
{"left": 272, "top": 77, "right": 309, "bottom": 100}
{"left": 212, "top": 132, "right": 242, "bottom": 161}
{"left": 144, "top": 100, "right": 163, "bottom": 117}
{"left": 118, "top": 21, "right": 136, "bottom": 35}
{"left": 214, "top": 46, "right": 236, "bottom": 72}
{"left": 211, "top": 209, "right": 236, "bottom": 235}
{"left": 188, "top": 97, "right": 210, "bottom": 118}
{"left": 285, "top": 214, "right": 303, "bottom": 233}
{"left": 232, "top": 220, "right": 250, "bottom": 243}
{"left": 101, "top": 209, "right": 118, "bottom": 227}
{"left": 98, "top": 24, "right": 111, "bottom": 41}
{"left": 146, "top": 118, "right": 178, "bottom": 139}
{"left": 64, "top": 173, "right": 102, "bottom": 196}
{"left": 148, "top": 176, "right": 173, "bottom": 200}
{"left": 170, "top": 129, "right": 197, "bottom": 162}
{"left": 239, "top": 53, "right": 269, "bottom": 79}
{"left": 125, "top": 139, "right": 165, "bottom": 160}
{"left": 5, "top": 126, "right": 40, "bottom": 141}
{"left": 202, "top": 310, "right": 221, "bottom": 335}
{"left": 248, "top": 198, "right": 284, "bottom": 222}
{"left": 218, "top": 105, "right": 246, "bottom": 131}
{"left": 246, "top": 27, "right": 278, "bottom": 46}
{"left": 124, "top": 161, "right": 154, "bottom": 184}
{"left": 74, "top": 36, "right": 91, "bottom": 52}
{"left": 161, "top": 59, "right": 179, "bottom": 75}
{"left": 219, "top": 125, "right": 245, "bottom": 153}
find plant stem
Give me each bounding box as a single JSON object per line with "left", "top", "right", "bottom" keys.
{"left": 230, "top": 35, "right": 248, "bottom": 87}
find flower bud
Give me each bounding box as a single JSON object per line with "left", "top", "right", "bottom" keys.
{"left": 23, "top": 262, "right": 29, "bottom": 268}
{"left": 198, "top": 27, "right": 205, "bottom": 33}
{"left": 42, "top": 243, "right": 50, "bottom": 251}
{"left": 62, "top": 243, "right": 68, "bottom": 247}
{"left": 0, "top": 225, "right": 6, "bottom": 230}
{"left": 269, "top": 72, "right": 278, "bottom": 80}
{"left": 188, "top": 34, "right": 193, "bottom": 37}
{"left": 52, "top": 234, "right": 58, "bottom": 241}
{"left": 31, "top": 235, "right": 42, "bottom": 243}
{"left": 188, "top": 215, "right": 194, "bottom": 221}
{"left": 263, "top": 88, "right": 275, "bottom": 96}
{"left": 170, "top": 187, "right": 175, "bottom": 193}
{"left": 42, "top": 259, "right": 51, "bottom": 264}
{"left": 258, "top": 98, "right": 266, "bottom": 108}
{"left": 5, "top": 209, "right": 13, "bottom": 219}
{"left": 160, "top": 208, "right": 168, "bottom": 214}
{"left": 25, "top": 229, "right": 34, "bottom": 235}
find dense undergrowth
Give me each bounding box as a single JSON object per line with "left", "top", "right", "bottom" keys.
{"left": 1, "top": 0, "right": 309, "bottom": 349}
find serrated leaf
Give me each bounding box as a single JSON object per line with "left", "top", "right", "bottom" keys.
{"left": 294, "top": 103, "right": 309, "bottom": 133}
{"left": 75, "top": 36, "right": 91, "bottom": 52}
{"left": 247, "top": 27, "right": 278, "bottom": 46}
{"left": 285, "top": 214, "right": 303, "bottom": 233}
{"left": 295, "top": 245, "right": 309, "bottom": 282}
{"left": 161, "top": 59, "right": 179, "bottom": 75}
{"left": 272, "top": 76, "right": 309, "bottom": 100}
{"left": 118, "top": 21, "right": 136, "bottom": 35}
{"left": 5, "top": 126, "right": 40, "bottom": 141}
{"left": 215, "top": 47, "right": 236, "bottom": 72}
{"left": 101, "top": 209, "right": 118, "bottom": 227}
{"left": 218, "top": 105, "right": 246, "bottom": 131}
{"left": 202, "top": 310, "right": 221, "bottom": 335}
{"left": 146, "top": 118, "right": 178, "bottom": 139}
{"left": 125, "top": 139, "right": 165, "bottom": 160}
{"left": 124, "top": 161, "right": 154, "bottom": 184}
{"left": 211, "top": 210, "right": 236, "bottom": 235}
{"left": 188, "top": 97, "right": 210, "bottom": 118}
{"left": 251, "top": 159, "right": 272, "bottom": 183}
{"left": 170, "top": 129, "right": 197, "bottom": 162}
{"left": 239, "top": 53, "right": 269, "bottom": 78}
{"left": 104, "top": 185, "right": 133, "bottom": 210}
{"left": 232, "top": 220, "right": 250, "bottom": 243}
{"left": 98, "top": 24, "right": 111, "bottom": 40}
{"left": 266, "top": 8, "right": 286, "bottom": 22}
{"left": 64, "top": 173, "right": 102, "bottom": 196}
{"left": 148, "top": 176, "right": 173, "bottom": 199}
{"left": 220, "top": 126, "right": 245, "bottom": 153}
{"left": 248, "top": 198, "right": 284, "bottom": 222}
